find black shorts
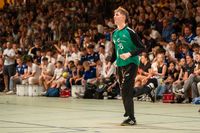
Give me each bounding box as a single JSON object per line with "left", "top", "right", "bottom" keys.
{"left": 3, "top": 64, "right": 16, "bottom": 77}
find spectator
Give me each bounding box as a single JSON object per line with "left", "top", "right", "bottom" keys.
{"left": 183, "top": 25, "right": 195, "bottom": 45}
{"left": 28, "top": 40, "right": 41, "bottom": 57}
{"left": 39, "top": 57, "right": 55, "bottom": 91}
{"left": 6, "top": 58, "right": 27, "bottom": 95}
{"left": 3, "top": 42, "right": 16, "bottom": 92}
{"left": 162, "top": 18, "right": 175, "bottom": 42}
{"left": 191, "top": 24, "right": 200, "bottom": 45}
{"left": 47, "top": 61, "right": 65, "bottom": 90}
{"left": 82, "top": 61, "right": 97, "bottom": 86}
{"left": 183, "top": 52, "right": 200, "bottom": 101}
{"left": 86, "top": 44, "right": 100, "bottom": 67}
{"left": 135, "top": 53, "right": 151, "bottom": 87}
{"left": 173, "top": 54, "right": 195, "bottom": 103}
{"left": 69, "top": 61, "right": 84, "bottom": 86}
{"left": 22, "top": 56, "right": 41, "bottom": 85}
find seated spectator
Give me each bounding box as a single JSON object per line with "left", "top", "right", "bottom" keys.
{"left": 162, "top": 18, "right": 175, "bottom": 42}
{"left": 46, "top": 49, "right": 56, "bottom": 64}
{"left": 33, "top": 49, "right": 42, "bottom": 65}
{"left": 191, "top": 24, "right": 200, "bottom": 45}
{"left": 70, "top": 44, "right": 81, "bottom": 61}
{"left": 6, "top": 58, "right": 27, "bottom": 95}
{"left": 182, "top": 54, "right": 196, "bottom": 103}
{"left": 173, "top": 54, "right": 195, "bottom": 103}
{"left": 150, "top": 52, "right": 167, "bottom": 99}
{"left": 165, "top": 42, "right": 177, "bottom": 63}
{"left": 135, "top": 53, "right": 151, "bottom": 87}
{"left": 39, "top": 57, "right": 55, "bottom": 91}
{"left": 101, "top": 56, "right": 116, "bottom": 79}
{"left": 80, "top": 48, "right": 88, "bottom": 64}
{"left": 28, "top": 40, "right": 41, "bottom": 57}
{"left": 183, "top": 25, "right": 195, "bottom": 45}
{"left": 75, "top": 61, "right": 97, "bottom": 98}
{"left": 69, "top": 61, "right": 84, "bottom": 86}
{"left": 47, "top": 61, "right": 65, "bottom": 90}
{"left": 82, "top": 61, "right": 97, "bottom": 87}
{"left": 86, "top": 44, "right": 100, "bottom": 67}
{"left": 22, "top": 56, "right": 41, "bottom": 85}
{"left": 156, "top": 62, "right": 178, "bottom": 99}
{"left": 65, "top": 61, "right": 76, "bottom": 89}
{"left": 177, "top": 43, "right": 192, "bottom": 60}
{"left": 192, "top": 43, "right": 200, "bottom": 58}
{"left": 183, "top": 53, "right": 200, "bottom": 100}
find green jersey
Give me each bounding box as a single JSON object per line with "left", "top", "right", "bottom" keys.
{"left": 112, "top": 26, "right": 145, "bottom": 67}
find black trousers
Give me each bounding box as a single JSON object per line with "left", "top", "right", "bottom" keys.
{"left": 117, "top": 63, "right": 151, "bottom": 120}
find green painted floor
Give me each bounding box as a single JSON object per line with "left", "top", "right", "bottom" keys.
{"left": 0, "top": 94, "right": 200, "bottom": 133}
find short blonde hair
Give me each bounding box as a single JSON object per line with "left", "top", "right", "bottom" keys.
{"left": 114, "top": 6, "right": 129, "bottom": 22}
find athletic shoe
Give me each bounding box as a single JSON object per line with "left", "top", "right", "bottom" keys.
{"left": 3, "top": 89, "right": 8, "bottom": 92}
{"left": 182, "top": 98, "right": 189, "bottom": 104}
{"left": 6, "top": 91, "right": 15, "bottom": 95}
{"left": 147, "top": 83, "right": 156, "bottom": 102}
{"left": 121, "top": 118, "right": 136, "bottom": 126}
{"left": 75, "top": 92, "right": 84, "bottom": 98}
{"left": 115, "top": 95, "right": 122, "bottom": 100}
{"left": 41, "top": 91, "right": 47, "bottom": 96}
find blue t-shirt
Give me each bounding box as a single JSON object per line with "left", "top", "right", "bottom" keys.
{"left": 86, "top": 52, "right": 99, "bottom": 64}
{"left": 83, "top": 67, "right": 96, "bottom": 80}
{"left": 16, "top": 64, "right": 27, "bottom": 75}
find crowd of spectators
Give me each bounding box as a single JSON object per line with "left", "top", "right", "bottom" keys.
{"left": 0, "top": 0, "right": 200, "bottom": 103}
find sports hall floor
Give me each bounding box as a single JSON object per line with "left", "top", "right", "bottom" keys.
{"left": 0, "top": 94, "right": 200, "bottom": 133}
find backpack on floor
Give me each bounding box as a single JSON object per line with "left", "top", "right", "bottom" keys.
{"left": 46, "top": 88, "right": 60, "bottom": 97}
{"left": 192, "top": 97, "right": 200, "bottom": 104}
{"left": 83, "top": 83, "right": 96, "bottom": 99}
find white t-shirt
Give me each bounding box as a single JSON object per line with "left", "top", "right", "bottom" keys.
{"left": 54, "top": 68, "right": 63, "bottom": 79}
{"left": 70, "top": 52, "right": 81, "bottom": 61}
{"left": 46, "top": 56, "right": 56, "bottom": 64}
{"left": 47, "top": 63, "right": 55, "bottom": 75}
{"left": 57, "top": 54, "right": 65, "bottom": 64}
{"left": 3, "top": 48, "right": 15, "bottom": 65}
{"left": 28, "top": 63, "right": 41, "bottom": 78}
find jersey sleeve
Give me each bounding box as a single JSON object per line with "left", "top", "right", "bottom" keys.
{"left": 128, "top": 29, "right": 145, "bottom": 57}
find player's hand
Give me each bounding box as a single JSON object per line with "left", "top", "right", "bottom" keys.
{"left": 120, "top": 52, "right": 131, "bottom": 60}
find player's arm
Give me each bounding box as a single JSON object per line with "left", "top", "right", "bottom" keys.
{"left": 128, "top": 29, "right": 145, "bottom": 57}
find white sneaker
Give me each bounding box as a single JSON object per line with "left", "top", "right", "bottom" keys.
{"left": 41, "top": 91, "right": 47, "bottom": 96}
{"left": 115, "top": 95, "right": 122, "bottom": 100}
{"left": 6, "top": 91, "right": 15, "bottom": 95}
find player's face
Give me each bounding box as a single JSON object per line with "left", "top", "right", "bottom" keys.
{"left": 114, "top": 12, "right": 125, "bottom": 26}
